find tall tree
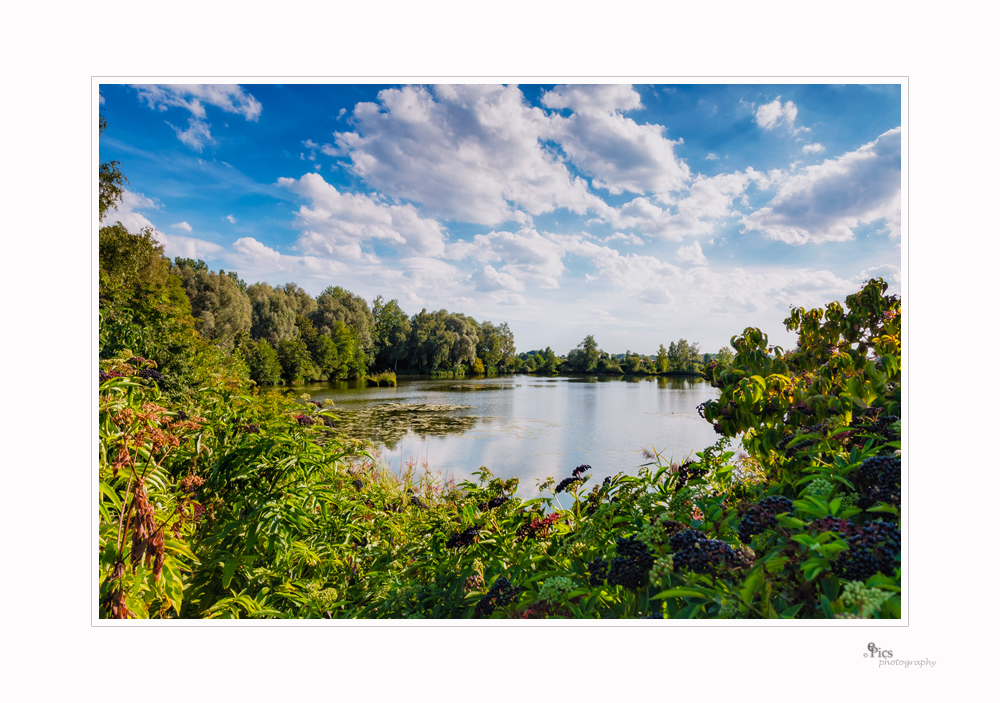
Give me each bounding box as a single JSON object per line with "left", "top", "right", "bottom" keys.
{"left": 312, "top": 286, "right": 375, "bottom": 365}
{"left": 372, "top": 296, "right": 411, "bottom": 371}
{"left": 248, "top": 283, "right": 298, "bottom": 346}
{"left": 171, "top": 260, "right": 252, "bottom": 350}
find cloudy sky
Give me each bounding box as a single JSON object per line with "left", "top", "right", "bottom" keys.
{"left": 99, "top": 82, "right": 902, "bottom": 354}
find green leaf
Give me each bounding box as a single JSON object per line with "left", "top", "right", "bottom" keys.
{"left": 221, "top": 557, "right": 239, "bottom": 589}
{"left": 653, "top": 588, "right": 708, "bottom": 600}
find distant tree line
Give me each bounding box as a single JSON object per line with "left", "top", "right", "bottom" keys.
{"left": 164, "top": 259, "right": 738, "bottom": 385}
{"left": 518, "top": 334, "right": 735, "bottom": 377}
{"left": 167, "top": 259, "right": 518, "bottom": 385}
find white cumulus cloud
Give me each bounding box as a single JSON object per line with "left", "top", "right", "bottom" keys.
{"left": 540, "top": 85, "right": 691, "bottom": 198}
{"left": 755, "top": 97, "right": 798, "bottom": 131}
{"left": 278, "top": 172, "right": 448, "bottom": 259}
{"left": 741, "top": 127, "right": 901, "bottom": 244}
{"left": 170, "top": 221, "right": 193, "bottom": 232}
{"left": 676, "top": 241, "right": 708, "bottom": 265}
{"left": 331, "top": 84, "right": 608, "bottom": 225}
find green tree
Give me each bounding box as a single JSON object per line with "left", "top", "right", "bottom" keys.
{"left": 276, "top": 337, "right": 314, "bottom": 384}
{"left": 248, "top": 283, "right": 298, "bottom": 346}
{"left": 238, "top": 336, "right": 282, "bottom": 385}
{"left": 656, "top": 344, "right": 669, "bottom": 373}
{"left": 171, "top": 259, "right": 252, "bottom": 350}
{"left": 373, "top": 296, "right": 412, "bottom": 371}
{"left": 312, "top": 287, "right": 376, "bottom": 365}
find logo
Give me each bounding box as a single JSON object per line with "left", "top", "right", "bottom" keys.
{"left": 865, "top": 642, "right": 893, "bottom": 659}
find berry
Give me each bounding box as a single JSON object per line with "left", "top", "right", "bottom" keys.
{"left": 474, "top": 577, "right": 522, "bottom": 618}
{"left": 737, "top": 496, "right": 794, "bottom": 544}
{"left": 832, "top": 520, "right": 900, "bottom": 581}
{"left": 674, "top": 462, "right": 708, "bottom": 490}
{"left": 555, "top": 476, "right": 583, "bottom": 493}
{"left": 851, "top": 456, "right": 901, "bottom": 510}
{"left": 133, "top": 368, "right": 164, "bottom": 381}
{"left": 446, "top": 526, "right": 481, "bottom": 549}
{"left": 669, "top": 529, "right": 743, "bottom": 575}
{"left": 587, "top": 557, "right": 609, "bottom": 586}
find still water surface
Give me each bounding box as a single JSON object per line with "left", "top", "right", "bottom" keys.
{"left": 297, "top": 375, "right": 723, "bottom": 498}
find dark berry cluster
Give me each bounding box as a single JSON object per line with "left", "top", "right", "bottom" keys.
{"left": 851, "top": 456, "right": 901, "bottom": 510}
{"left": 176, "top": 410, "right": 188, "bottom": 421}
{"left": 134, "top": 368, "right": 164, "bottom": 381}
{"left": 478, "top": 494, "right": 510, "bottom": 511}
{"left": 474, "top": 577, "right": 522, "bottom": 618}
{"left": 555, "top": 476, "right": 582, "bottom": 493}
{"left": 241, "top": 423, "right": 260, "bottom": 433}
{"left": 319, "top": 415, "right": 336, "bottom": 427}
{"left": 446, "top": 526, "right": 481, "bottom": 549}
{"left": 99, "top": 370, "right": 124, "bottom": 382}
{"left": 640, "top": 611, "right": 664, "bottom": 619}
{"left": 295, "top": 414, "right": 317, "bottom": 426}
{"left": 670, "top": 529, "right": 741, "bottom": 574}
{"left": 587, "top": 557, "right": 609, "bottom": 587}
{"left": 602, "top": 476, "right": 612, "bottom": 486}
{"left": 832, "top": 520, "right": 901, "bottom": 581}
{"left": 554, "top": 465, "right": 592, "bottom": 494}
{"left": 352, "top": 478, "right": 364, "bottom": 492}
{"left": 655, "top": 518, "right": 686, "bottom": 536}
{"left": 588, "top": 537, "right": 655, "bottom": 590}
{"left": 674, "top": 462, "right": 708, "bottom": 490}
{"left": 737, "top": 496, "right": 794, "bottom": 544}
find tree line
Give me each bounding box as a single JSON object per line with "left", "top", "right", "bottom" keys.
{"left": 156, "top": 258, "right": 517, "bottom": 385}
{"left": 519, "top": 334, "right": 734, "bottom": 376}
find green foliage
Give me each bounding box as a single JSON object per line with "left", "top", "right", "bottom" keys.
{"left": 170, "top": 259, "right": 252, "bottom": 350}
{"left": 276, "top": 337, "right": 315, "bottom": 384}
{"left": 238, "top": 337, "right": 282, "bottom": 386}
{"left": 98, "top": 114, "right": 901, "bottom": 619}
{"left": 366, "top": 371, "right": 397, "bottom": 387}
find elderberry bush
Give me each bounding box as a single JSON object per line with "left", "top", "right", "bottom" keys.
{"left": 555, "top": 476, "right": 583, "bottom": 493}
{"left": 674, "top": 462, "right": 708, "bottom": 490}
{"left": 446, "top": 526, "right": 481, "bottom": 549}
{"left": 833, "top": 520, "right": 900, "bottom": 581}
{"left": 851, "top": 456, "right": 901, "bottom": 510}
{"left": 670, "top": 529, "right": 742, "bottom": 575}
{"left": 474, "top": 577, "right": 522, "bottom": 618}
{"left": 604, "top": 537, "right": 655, "bottom": 589}
{"left": 587, "top": 557, "right": 609, "bottom": 587}
{"left": 737, "top": 496, "right": 794, "bottom": 544}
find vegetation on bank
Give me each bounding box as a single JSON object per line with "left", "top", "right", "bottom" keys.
{"left": 98, "top": 118, "right": 901, "bottom": 619}
{"left": 98, "top": 276, "right": 901, "bottom": 619}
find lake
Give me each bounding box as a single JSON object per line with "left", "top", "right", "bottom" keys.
{"left": 295, "top": 375, "right": 725, "bottom": 499}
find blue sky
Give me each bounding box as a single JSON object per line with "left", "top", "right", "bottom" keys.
{"left": 99, "top": 82, "right": 902, "bottom": 355}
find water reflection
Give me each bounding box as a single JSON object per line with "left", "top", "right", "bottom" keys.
{"left": 298, "top": 374, "right": 722, "bottom": 498}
